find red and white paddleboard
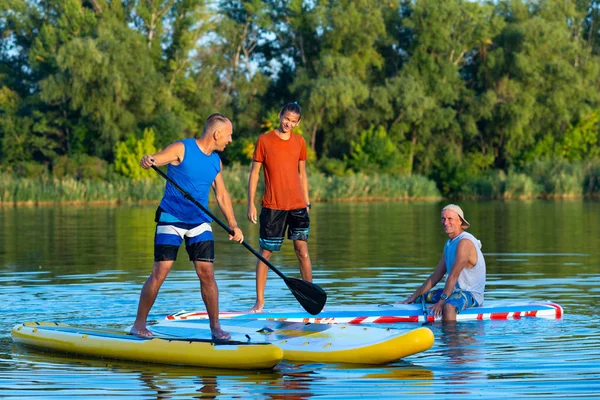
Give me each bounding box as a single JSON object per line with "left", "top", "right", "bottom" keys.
{"left": 166, "top": 301, "right": 563, "bottom": 324}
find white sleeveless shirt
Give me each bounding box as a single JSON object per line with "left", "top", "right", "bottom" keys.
{"left": 443, "top": 231, "right": 486, "bottom": 305}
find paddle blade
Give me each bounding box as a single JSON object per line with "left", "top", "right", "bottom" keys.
{"left": 285, "top": 278, "right": 327, "bottom": 315}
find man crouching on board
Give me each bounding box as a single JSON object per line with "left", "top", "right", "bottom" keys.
{"left": 131, "top": 113, "right": 244, "bottom": 340}
{"left": 400, "top": 204, "right": 486, "bottom": 321}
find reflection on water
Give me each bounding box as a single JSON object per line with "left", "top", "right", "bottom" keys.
{"left": 12, "top": 344, "right": 432, "bottom": 399}
{"left": 439, "top": 322, "right": 485, "bottom": 367}
{"left": 436, "top": 322, "right": 487, "bottom": 397}
{"left": 1, "top": 201, "right": 600, "bottom": 398}
{"left": 9, "top": 344, "right": 283, "bottom": 397}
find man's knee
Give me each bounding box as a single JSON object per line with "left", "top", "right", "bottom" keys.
{"left": 294, "top": 246, "right": 309, "bottom": 260}
{"left": 194, "top": 262, "right": 215, "bottom": 281}
{"left": 442, "top": 303, "right": 457, "bottom": 320}
{"left": 260, "top": 248, "right": 273, "bottom": 259}
{"left": 150, "top": 261, "right": 173, "bottom": 282}
{"left": 294, "top": 240, "right": 310, "bottom": 257}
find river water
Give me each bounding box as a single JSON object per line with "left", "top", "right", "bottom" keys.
{"left": 1, "top": 201, "right": 599, "bottom": 398}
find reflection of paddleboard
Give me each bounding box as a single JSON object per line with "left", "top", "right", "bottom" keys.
{"left": 322, "top": 364, "right": 434, "bottom": 381}
{"left": 363, "top": 367, "right": 434, "bottom": 381}
{"left": 11, "top": 322, "right": 282, "bottom": 370}
{"left": 142, "top": 319, "right": 434, "bottom": 365}
{"left": 167, "top": 301, "right": 563, "bottom": 324}
{"left": 11, "top": 342, "right": 286, "bottom": 380}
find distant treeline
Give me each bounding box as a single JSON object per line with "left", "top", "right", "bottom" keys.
{"left": 2, "top": 159, "right": 600, "bottom": 206}
{"left": 1, "top": 0, "right": 599, "bottom": 198}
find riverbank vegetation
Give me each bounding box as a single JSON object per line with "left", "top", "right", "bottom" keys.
{"left": 1, "top": 0, "right": 599, "bottom": 203}
{"left": 2, "top": 159, "right": 600, "bottom": 206}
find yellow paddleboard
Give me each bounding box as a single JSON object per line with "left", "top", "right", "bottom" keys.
{"left": 144, "top": 319, "right": 434, "bottom": 365}
{"left": 12, "top": 322, "right": 283, "bottom": 370}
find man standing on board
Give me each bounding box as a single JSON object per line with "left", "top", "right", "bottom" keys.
{"left": 247, "top": 102, "right": 313, "bottom": 313}
{"left": 131, "top": 113, "right": 244, "bottom": 339}
{"left": 401, "top": 204, "right": 486, "bottom": 321}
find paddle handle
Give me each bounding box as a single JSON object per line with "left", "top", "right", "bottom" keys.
{"left": 151, "top": 165, "right": 287, "bottom": 281}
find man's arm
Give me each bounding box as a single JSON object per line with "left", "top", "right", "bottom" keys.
{"left": 247, "top": 160, "right": 262, "bottom": 223}
{"left": 439, "top": 239, "right": 475, "bottom": 297}
{"left": 212, "top": 163, "right": 243, "bottom": 242}
{"left": 140, "top": 142, "right": 185, "bottom": 169}
{"left": 298, "top": 160, "right": 310, "bottom": 209}
{"left": 400, "top": 257, "right": 446, "bottom": 304}
{"left": 428, "top": 239, "right": 475, "bottom": 316}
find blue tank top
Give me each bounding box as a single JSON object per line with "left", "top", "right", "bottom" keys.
{"left": 443, "top": 231, "right": 486, "bottom": 305}
{"left": 158, "top": 138, "right": 221, "bottom": 224}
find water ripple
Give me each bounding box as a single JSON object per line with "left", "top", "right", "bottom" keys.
{"left": 1, "top": 202, "right": 599, "bottom": 398}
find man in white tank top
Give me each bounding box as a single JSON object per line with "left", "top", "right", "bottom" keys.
{"left": 400, "top": 204, "right": 486, "bottom": 321}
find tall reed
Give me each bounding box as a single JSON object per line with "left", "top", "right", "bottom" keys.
{"left": 3, "top": 159, "right": 598, "bottom": 206}
{"left": 458, "top": 159, "right": 600, "bottom": 199}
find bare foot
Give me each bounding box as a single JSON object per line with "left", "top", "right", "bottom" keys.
{"left": 249, "top": 303, "right": 263, "bottom": 313}
{"left": 130, "top": 325, "right": 153, "bottom": 337}
{"left": 211, "top": 327, "right": 231, "bottom": 341}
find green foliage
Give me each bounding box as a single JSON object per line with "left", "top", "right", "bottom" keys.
{"left": 146, "top": 112, "right": 187, "bottom": 150}
{"left": 308, "top": 172, "right": 441, "bottom": 201}
{"left": 0, "top": 87, "right": 57, "bottom": 164}
{"left": 0, "top": 173, "right": 166, "bottom": 205}
{"left": 459, "top": 161, "right": 591, "bottom": 199}
{"left": 475, "top": 1, "right": 600, "bottom": 167}
{"left": 523, "top": 159, "right": 585, "bottom": 197}
{"left": 6, "top": 162, "right": 50, "bottom": 178}
{"left": 221, "top": 136, "right": 257, "bottom": 165}
{"left": 502, "top": 170, "right": 542, "bottom": 200}
{"left": 559, "top": 112, "right": 600, "bottom": 161}
{"left": 289, "top": 0, "right": 387, "bottom": 156}
{"left": 214, "top": 162, "right": 259, "bottom": 202}
{"left": 113, "top": 129, "right": 157, "bottom": 180}
{"left": 316, "top": 157, "right": 350, "bottom": 177}
{"left": 583, "top": 160, "right": 600, "bottom": 195}
{"left": 53, "top": 154, "right": 108, "bottom": 180}
{"left": 348, "top": 125, "right": 405, "bottom": 174}
{"left": 2, "top": 0, "right": 600, "bottom": 199}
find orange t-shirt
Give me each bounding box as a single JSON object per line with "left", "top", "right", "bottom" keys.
{"left": 253, "top": 130, "right": 307, "bottom": 210}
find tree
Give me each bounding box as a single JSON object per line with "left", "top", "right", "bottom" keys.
{"left": 380, "top": 0, "right": 504, "bottom": 177}
{"left": 290, "top": 0, "right": 387, "bottom": 157}
{"left": 473, "top": 0, "right": 600, "bottom": 168}
{"left": 348, "top": 125, "right": 405, "bottom": 174}
{"left": 114, "top": 128, "right": 157, "bottom": 180}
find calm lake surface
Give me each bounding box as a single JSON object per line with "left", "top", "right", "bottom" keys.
{"left": 1, "top": 201, "right": 599, "bottom": 399}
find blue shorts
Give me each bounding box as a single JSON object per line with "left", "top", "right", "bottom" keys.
{"left": 154, "top": 208, "right": 214, "bottom": 262}
{"left": 424, "top": 288, "right": 479, "bottom": 313}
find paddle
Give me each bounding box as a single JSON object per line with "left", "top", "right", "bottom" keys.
{"left": 151, "top": 165, "right": 327, "bottom": 315}
{"left": 420, "top": 295, "right": 431, "bottom": 326}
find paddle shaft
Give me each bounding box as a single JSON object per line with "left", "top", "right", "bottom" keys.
{"left": 151, "top": 165, "right": 288, "bottom": 281}
{"left": 420, "top": 295, "right": 430, "bottom": 326}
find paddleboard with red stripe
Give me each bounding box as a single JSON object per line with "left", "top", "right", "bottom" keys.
{"left": 166, "top": 301, "right": 563, "bottom": 324}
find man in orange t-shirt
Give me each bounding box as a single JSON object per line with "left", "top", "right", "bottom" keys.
{"left": 247, "top": 102, "right": 313, "bottom": 312}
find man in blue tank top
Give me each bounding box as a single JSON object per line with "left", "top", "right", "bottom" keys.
{"left": 130, "top": 114, "right": 244, "bottom": 340}
{"left": 400, "top": 204, "right": 486, "bottom": 321}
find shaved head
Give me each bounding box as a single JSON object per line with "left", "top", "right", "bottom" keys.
{"left": 203, "top": 113, "right": 231, "bottom": 136}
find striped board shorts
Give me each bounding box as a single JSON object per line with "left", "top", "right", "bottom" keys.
{"left": 154, "top": 208, "right": 214, "bottom": 262}
{"left": 424, "top": 288, "right": 479, "bottom": 313}
{"left": 259, "top": 207, "right": 310, "bottom": 252}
